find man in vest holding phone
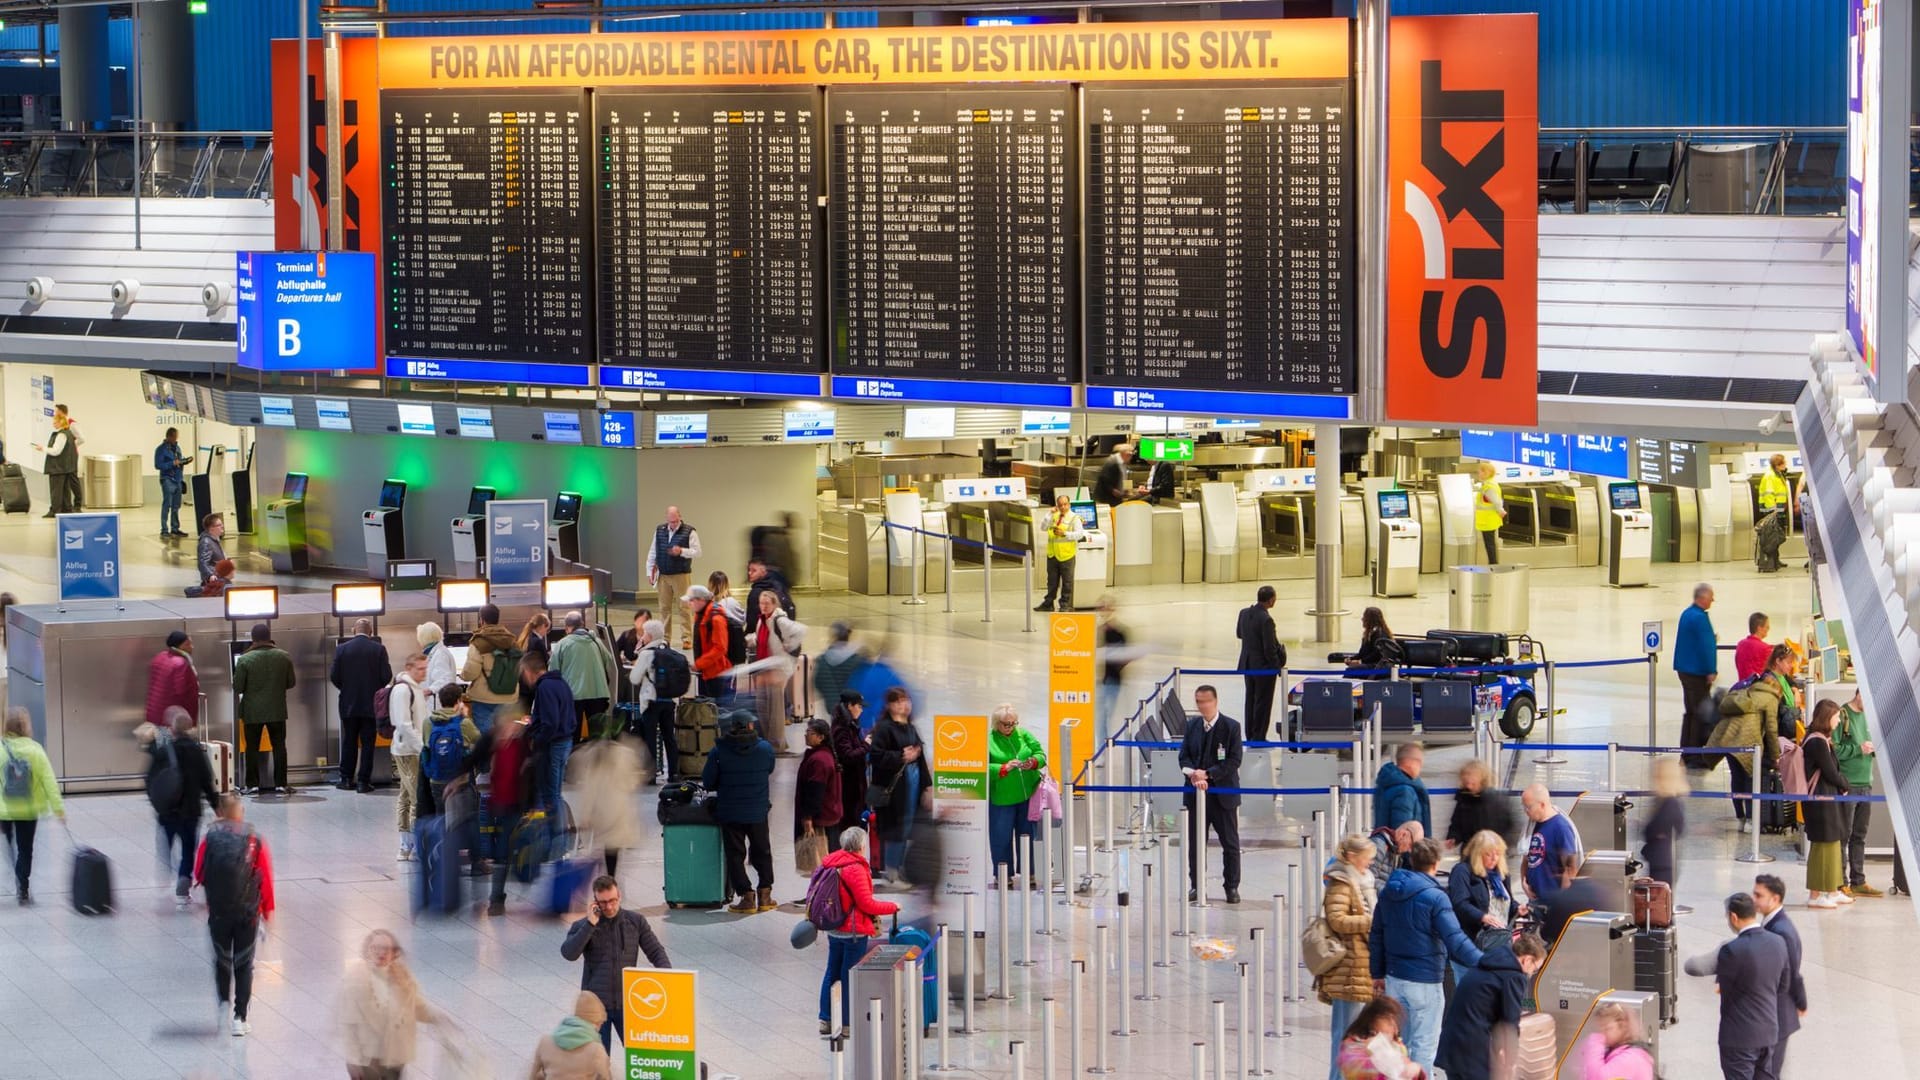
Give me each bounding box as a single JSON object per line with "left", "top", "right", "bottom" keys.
{"left": 647, "top": 506, "right": 701, "bottom": 649}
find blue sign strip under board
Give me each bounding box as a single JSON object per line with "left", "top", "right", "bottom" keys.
{"left": 600, "top": 366, "right": 823, "bottom": 398}
{"left": 387, "top": 357, "right": 594, "bottom": 388}
{"left": 1085, "top": 386, "right": 1351, "bottom": 420}
{"left": 830, "top": 375, "right": 1075, "bottom": 408}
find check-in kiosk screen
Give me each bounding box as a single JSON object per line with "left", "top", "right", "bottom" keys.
{"left": 1608, "top": 482, "right": 1642, "bottom": 511}
{"left": 282, "top": 473, "right": 308, "bottom": 502}
{"left": 1069, "top": 500, "right": 1099, "bottom": 530}
{"left": 379, "top": 481, "right": 407, "bottom": 509}
{"left": 466, "top": 487, "right": 496, "bottom": 517}
{"left": 555, "top": 493, "right": 582, "bottom": 523}
{"left": 1377, "top": 491, "right": 1411, "bottom": 520}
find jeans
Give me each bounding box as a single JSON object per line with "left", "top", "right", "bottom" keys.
{"left": 545, "top": 738, "right": 574, "bottom": 823}
{"left": 820, "top": 934, "right": 870, "bottom": 1024}
{"left": 1846, "top": 783, "right": 1873, "bottom": 886}
{"left": 159, "top": 813, "right": 199, "bottom": 893}
{"left": 209, "top": 914, "right": 259, "bottom": 1020}
{"left": 1326, "top": 997, "right": 1362, "bottom": 1080}
{"left": 597, "top": 1006, "right": 624, "bottom": 1054}
{"left": 1728, "top": 758, "right": 1754, "bottom": 822}
{"left": 1384, "top": 975, "right": 1443, "bottom": 1073}
{"left": 469, "top": 701, "right": 497, "bottom": 736}
{"left": 1, "top": 818, "right": 36, "bottom": 893}
{"left": 885, "top": 767, "right": 924, "bottom": 871}
{"left": 988, "top": 800, "right": 1035, "bottom": 877}
{"left": 160, "top": 478, "right": 184, "bottom": 533}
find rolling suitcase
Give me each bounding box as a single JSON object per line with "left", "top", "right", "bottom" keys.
{"left": 0, "top": 462, "right": 27, "bottom": 514}
{"left": 1634, "top": 924, "right": 1679, "bottom": 1028}
{"left": 203, "top": 740, "right": 235, "bottom": 795}
{"left": 1760, "top": 770, "right": 1795, "bottom": 834}
{"left": 411, "top": 816, "right": 463, "bottom": 917}
{"left": 787, "top": 653, "right": 813, "bottom": 721}
{"left": 662, "top": 822, "right": 726, "bottom": 908}
{"left": 544, "top": 855, "right": 596, "bottom": 916}
{"left": 1512, "top": 1011, "right": 1558, "bottom": 1080}
{"left": 71, "top": 841, "right": 114, "bottom": 915}
{"left": 673, "top": 698, "right": 719, "bottom": 779}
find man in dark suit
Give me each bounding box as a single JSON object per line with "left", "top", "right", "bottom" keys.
{"left": 329, "top": 618, "right": 393, "bottom": 793}
{"left": 1684, "top": 892, "right": 1790, "bottom": 1080}
{"left": 1144, "top": 458, "right": 1177, "bottom": 505}
{"left": 1234, "top": 586, "right": 1285, "bottom": 741}
{"left": 1753, "top": 874, "right": 1806, "bottom": 1077}
{"left": 1179, "top": 684, "right": 1243, "bottom": 904}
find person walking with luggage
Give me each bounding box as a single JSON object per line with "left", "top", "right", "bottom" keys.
{"left": 460, "top": 604, "right": 521, "bottom": 734}
{"left": 336, "top": 928, "right": 446, "bottom": 1079}
{"left": 986, "top": 704, "right": 1047, "bottom": 881}
{"left": 423, "top": 684, "right": 486, "bottom": 879}
{"left": 523, "top": 651, "right": 578, "bottom": 825}
{"left": 1800, "top": 700, "right": 1853, "bottom": 910}
{"left": 1473, "top": 461, "right": 1505, "bottom": 565}
{"left": 814, "top": 826, "right": 901, "bottom": 1038}
{"left": 1373, "top": 744, "right": 1432, "bottom": 835}
{"left": 389, "top": 653, "right": 435, "bottom": 862}
{"left": 562, "top": 875, "right": 671, "bottom": 1052}
{"left": 1683, "top": 892, "right": 1790, "bottom": 1080}
{"left": 1833, "top": 689, "right": 1884, "bottom": 897}
{"left": 648, "top": 506, "right": 701, "bottom": 648}
{"left": 1573, "top": 1000, "right": 1657, "bottom": 1080}
{"left": 827, "top": 692, "right": 869, "bottom": 844}
{"left": 478, "top": 712, "right": 533, "bottom": 917}
{"left": 232, "top": 622, "right": 296, "bottom": 796}
{"left": 1035, "top": 494, "right": 1082, "bottom": 613}
{"left": 743, "top": 557, "right": 795, "bottom": 638}
{"left": 1319, "top": 834, "right": 1379, "bottom": 1080}
{"left": 530, "top": 992, "right": 615, "bottom": 1080}
{"left": 626, "top": 619, "right": 675, "bottom": 780}
{"left": 1676, "top": 583, "right": 1719, "bottom": 766}
{"left": 1446, "top": 831, "right": 1526, "bottom": 985}
{"left": 193, "top": 794, "right": 275, "bottom": 1036}
{"left": 1752, "top": 874, "right": 1807, "bottom": 1074}
{"left": 1234, "top": 586, "right": 1285, "bottom": 741}
{"left": 1180, "top": 684, "right": 1244, "bottom": 903}
{"left": 1642, "top": 758, "right": 1689, "bottom": 890}
{"left": 1368, "top": 838, "right": 1482, "bottom": 1073}
{"left": 154, "top": 427, "right": 189, "bottom": 537}
{"left": 553, "top": 611, "right": 616, "bottom": 740}
{"left": 140, "top": 706, "right": 220, "bottom": 906}
{"left": 703, "top": 710, "right": 778, "bottom": 914}
{"left": 146, "top": 629, "right": 200, "bottom": 728}
{"left": 416, "top": 621, "right": 458, "bottom": 694}
{"left": 331, "top": 619, "right": 392, "bottom": 794}
{"left": 1335, "top": 997, "right": 1425, "bottom": 1080}
{"left": 34, "top": 407, "right": 78, "bottom": 516}
{"left": 1433, "top": 931, "right": 1548, "bottom": 1080}
{"left": 685, "top": 585, "right": 736, "bottom": 703}
{"left": 567, "top": 730, "right": 643, "bottom": 880}
{"left": 1520, "top": 784, "right": 1582, "bottom": 905}
{"left": 869, "top": 687, "right": 933, "bottom": 886}
{"left": 0, "top": 707, "right": 63, "bottom": 905}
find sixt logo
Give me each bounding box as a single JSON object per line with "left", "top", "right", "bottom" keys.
{"left": 1403, "top": 60, "right": 1507, "bottom": 382}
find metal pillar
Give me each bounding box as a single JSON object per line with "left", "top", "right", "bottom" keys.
{"left": 137, "top": 0, "right": 196, "bottom": 130}
{"left": 324, "top": 31, "right": 346, "bottom": 250}
{"left": 1309, "top": 423, "right": 1346, "bottom": 643}
{"left": 57, "top": 3, "right": 111, "bottom": 130}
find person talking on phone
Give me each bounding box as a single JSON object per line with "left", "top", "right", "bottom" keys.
{"left": 561, "top": 875, "right": 671, "bottom": 1053}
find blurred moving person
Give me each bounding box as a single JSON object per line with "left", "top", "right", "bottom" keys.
{"left": 194, "top": 794, "right": 275, "bottom": 1036}
{"left": 138, "top": 706, "right": 220, "bottom": 906}
{"left": 1, "top": 706, "right": 64, "bottom": 904}
{"left": 336, "top": 929, "right": 446, "bottom": 1079}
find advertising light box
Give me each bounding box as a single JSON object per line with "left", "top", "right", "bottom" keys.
{"left": 236, "top": 250, "right": 377, "bottom": 372}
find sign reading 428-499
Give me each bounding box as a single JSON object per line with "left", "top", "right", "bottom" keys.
{"left": 236, "top": 250, "right": 378, "bottom": 372}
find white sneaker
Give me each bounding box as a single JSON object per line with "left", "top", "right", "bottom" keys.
{"left": 397, "top": 843, "right": 414, "bottom": 862}
{"left": 1809, "top": 894, "right": 1838, "bottom": 910}
{"left": 1832, "top": 890, "right": 1856, "bottom": 905}
{"left": 231, "top": 1017, "right": 250, "bottom": 1037}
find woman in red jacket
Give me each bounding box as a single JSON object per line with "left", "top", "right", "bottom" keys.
{"left": 816, "top": 827, "right": 900, "bottom": 1037}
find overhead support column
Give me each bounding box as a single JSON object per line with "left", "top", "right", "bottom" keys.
{"left": 1310, "top": 425, "right": 1347, "bottom": 643}
{"left": 136, "top": 0, "right": 197, "bottom": 131}
{"left": 1354, "top": 0, "right": 1390, "bottom": 422}
{"left": 57, "top": 3, "right": 111, "bottom": 131}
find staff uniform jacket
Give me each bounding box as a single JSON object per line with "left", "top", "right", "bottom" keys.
{"left": 232, "top": 642, "right": 296, "bottom": 726}
{"left": 1800, "top": 732, "right": 1851, "bottom": 844}
{"left": 1368, "top": 867, "right": 1483, "bottom": 983}
{"left": 335, "top": 963, "right": 444, "bottom": 1070}
{"left": 1316, "top": 861, "right": 1375, "bottom": 1005}
{"left": 459, "top": 624, "right": 522, "bottom": 705}
{"left": 1040, "top": 508, "right": 1082, "bottom": 562}
{"left": 561, "top": 908, "right": 671, "bottom": 1017}
{"left": 1177, "top": 713, "right": 1244, "bottom": 809}
{"left": 330, "top": 633, "right": 393, "bottom": 720}
{"left": 145, "top": 646, "right": 200, "bottom": 727}
{"left": 1434, "top": 944, "right": 1533, "bottom": 1080}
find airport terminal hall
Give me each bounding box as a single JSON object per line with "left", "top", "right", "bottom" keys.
{"left": 3, "top": 1, "right": 1919, "bottom": 1078}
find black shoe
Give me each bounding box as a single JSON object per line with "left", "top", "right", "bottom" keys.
{"left": 335, "top": 781, "right": 355, "bottom": 791}
{"left": 1225, "top": 889, "right": 1241, "bottom": 905}
{"left": 1035, "top": 602, "right": 1053, "bottom": 612}
{"left": 356, "top": 783, "right": 375, "bottom": 794}
{"left": 40, "top": 512, "right": 53, "bottom": 519}
{"left": 487, "top": 898, "right": 506, "bottom": 916}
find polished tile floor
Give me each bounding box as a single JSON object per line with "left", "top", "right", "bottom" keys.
{"left": 0, "top": 516, "right": 1912, "bottom": 1078}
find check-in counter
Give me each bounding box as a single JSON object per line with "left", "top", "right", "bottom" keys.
{"left": 1199, "top": 482, "right": 1239, "bottom": 582}
{"left": 1237, "top": 491, "right": 1366, "bottom": 580}
{"left": 884, "top": 490, "right": 924, "bottom": 596}
{"left": 1149, "top": 504, "right": 1188, "bottom": 585}
{"left": 1112, "top": 500, "right": 1155, "bottom": 586}
{"left": 1178, "top": 501, "right": 1203, "bottom": 583}
{"left": 988, "top": 501, "right": 1038, "bottom": 561}
{"left": 1493, "top": 484, "right": 1595, "bottom": 568}
{"left": 1434, "top": 473, "right": 1478, "bottom": 569}
{"left": 1647, "top": 485, "right": 1699, "bottom": 562}
{"left": 822, "top": 505, "right": 889, "bottom": 594}
{"left": 1412, "top": 490, "right": 1444, "bottom": 573}
{"left": 1726, "top": 476, "right": 1755, "bottom": 562}
{"left": 1697, "top": 467, "right": 1734, "bottom": 563}
{"left": 951, "top": 502, "right": 992, "bottom": 566}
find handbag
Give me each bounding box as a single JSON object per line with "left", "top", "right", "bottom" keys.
{"left": 866, "top": 773, "right": 900, "bottom": 809}
{"left": 796, "top": 828, "right": 827, "bottom": 875}
{"left": 1475, "top": 925, "right": 1513, "bottom": 953}
{"left": 1300, "top": 915, "right": 1347, "bottom": 977}
{"left": 1028, "top": 773, "right": 1062, "bottom": 823}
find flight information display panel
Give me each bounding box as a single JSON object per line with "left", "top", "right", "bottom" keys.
{"left": 382, "top": 89, "right": 591, "bottom": 363}
{"left": 1085, "top": 83, "right": 1354, "bottom": 394}
{"left": 597, "top": 89, "right": 821, "bottom": 372}
{"left": 829, "top": 86, "right": 1075, "bottom": 386}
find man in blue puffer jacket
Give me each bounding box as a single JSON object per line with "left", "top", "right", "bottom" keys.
{"left": 1369, "top": 838, "right": 1484, "bottom": 1073}
{"left": 703, "top": 710, "right": 776, "bottom": 916}
{"left": 1372, "top": 743, "right": 1432, "bottom": 834}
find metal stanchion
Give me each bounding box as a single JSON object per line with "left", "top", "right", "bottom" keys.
{"left": 1311, "top": 811, "right": 1326, "bottom": 913}
{"left": 904, "top": 528, "right": 927, "bottom": 606}
{"left": 1533, "top": 660, "right": 1566, "bottom": 764}
{"left": 1283, "top": 864, "right": 1302, "bottom": 1009}
{"left": 1090, "top": 925, "right": 1116, "bottom": 1073}
{"left": 1023, "top": 551, "right": 1034, "bottom": 633}
{"left": 1159, "top": 831, "right": 1182, "bottom": 950}
{"left": 1196, "top": 790, "right": 1211, "bottom": 908}
{"left": 1267, "top": 898, "right": 1287, "bottom": 1036}
{"left": 1011, "top": 1039, "right": 1028, "bottom": 1080}
{"left": 1236, "top": 962, "right": 1251, "bottom": 1080}
{"left": 1606, "top": 742, "right": 1619, "bottom": 791}
{"left": 1042, "top": 998, "right": 1058, "bottom": 1080}
{"left": 1099, "top": 749, "right": 1116, "bottom": 852}
{"left": 1328, "top": 784, "right": 1343, "bottom": 844}
{"left": 1114, "top": 894, "right": 1136, "bottom": 1035}
{"left": 868, "top": 998, "right": 884, "bottom": 1078}
{"left": 994, "top": 863, "right": 1012, "bottom": 999}
{"left": 930, "top": 924, "right": 958, "bottom": 1072}
{"left": 1645, "top": 654, "right": 1658, "bottom": 755}
{"left": 1137, "top": 865, "right": 1160, "bottom": 999}
{"left": 1249, "top": 928, "right": 1271, "bottom": 1070}
{"left": 1017, "top": 836, "right": 1037, "bottom": 967}
{"left": 1069, "top": 960, "right": 1085, "bottom": 1077}
{"left": 983, "top": 543, "right": 994, "bottom": 623}
{"left": 1176, "top": 807, "right": 1193, "bottom": 934}
{"left": 1191, "top": 1043, "right": 1207, "bottom": 1080}
{"left": 830, "top": 1035, "right": 846, "bottom": 1080}
{"left": 1211, "top": 1000, "right": 1227, "bottom": 1080}
{"left": 959, "top": 892, "right": 981, "bottom": 1034}
{"left": 1040, "top": 817, "right": 1059, "bottom": 935}
{"left": 1737, "top": 744, "right": 1777, "bottom": 864}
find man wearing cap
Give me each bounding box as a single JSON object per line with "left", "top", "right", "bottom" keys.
{"left": 686, "top": 584, "right": 735, "bottom": 702}
{"left": 146, "top": 630, "right": 200, "bottom": 728}
{"left": 232, "top": 623, "right": 296, "bottom": 796}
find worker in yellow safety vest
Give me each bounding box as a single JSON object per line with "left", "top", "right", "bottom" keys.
{"left": 1035, "top": 495, "right": 1083, "bottom": 614}
{"left": 1474, "top": 461, "right": 1507, "bottom": 565}
{"left": 1757, "top": 454, "right": 1793, "bottom": 513}
{"left": 1754, "top": 453, "right": 1795, "bottom": 572}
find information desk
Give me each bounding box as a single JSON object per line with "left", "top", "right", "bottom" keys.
{"left": 5, "top": 591, "right": 550, "bottom": 793}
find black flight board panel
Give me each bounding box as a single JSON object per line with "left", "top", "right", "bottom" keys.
{"left": 829, "top": 87, "right": 1074, "bottom": 384}
{"left": 382, "top": 89, "right": 591, "bottom": 362}
{"left": 1085, "top": 84, "right": 1354, "bottom": 394}
{"left": 597, "top": 89, "right": 821, "bottom": 371}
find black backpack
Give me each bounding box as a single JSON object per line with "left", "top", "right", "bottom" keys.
{"left": 146, "top": 737, "right": 186, "bottom": 816}
{"left": 200, "top": 825, "right": 260, "bottom": 917}
{"left": 653, "top": 647, "right": 692, "bottom": 700}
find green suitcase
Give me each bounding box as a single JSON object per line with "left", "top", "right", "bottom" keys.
{"left": 662, "top": 822, "right": 726, "bottom": 908}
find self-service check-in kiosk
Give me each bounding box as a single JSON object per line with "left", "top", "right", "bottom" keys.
{"left": 264, "top": 472, "right": 309, "bottom": 573}
{"left": 547, "top": 491, "right": 582, "bottom": 566}
{"left": 1373, "top": 489, "right": 1420, "bottom": 598}
{"left": 450, "top": 486, "right": 496, "bottom": 579}
{"left": 1607, "top": 481, "right": 1653, "bottom": 588}
{"left": 1069, "top": 499, "right": 1108, "bottom": 600}
{"left": 360, "top": 479, "right": 407, "bottom": 580}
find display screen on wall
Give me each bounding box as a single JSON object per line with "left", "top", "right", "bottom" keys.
{"left": 1020, "top": 410, "right": 1071, "bottom": 435}
{"left": 903, "top": 407, "right": 956, "bottom": 440}
{"left": 316, "top": 398, "right": 353, "bottom": 431}
{"left": 456, "top": 407, "right": 495, "bottom": 439}
{"left": 258, "top": 396, "right": 296, "bottom": 428}
{"left": 396, "top": 403, "right": 436, "bottom": 436}
{"left": 654, "top": 412, "right": 708, "bottom": 446}
{"left": 599, "top": 410, "right": 637, "bottom": 448}
{"left": 543, "top": 411, "right": 583, "bottom": 444}
{"left": 784, "top": 408, "right": 836, "bottom": 442}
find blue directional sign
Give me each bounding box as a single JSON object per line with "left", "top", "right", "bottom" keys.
{"left": 386, "top": 357, "right": 595, "bottom": 388}
{"left": 1642, "top": 620, "right": 1663, "bottom": 654}
{"left": 831, "top": 375, "right": 1074, "bottom": 408}
{"left": 599, "top": 411, "right": 637, "bottom": 448}
{"left": 56, "top": 512, "right": 120, "bottom": 601}
{"left": 1570, "top": 435, "right": 1631, "bottom": 479}
{"left": 1515, "top": 432, "right": 1570, "bottom": 470}
{"left": 236, "top": 251, "right": 378, "bottom": 372}
{"left": 600, "top": 365, "right": 822, "bottom": 398}
{"left": 486, "top": 500, "right": 548, "bottom": 589}
{"left": 1086, "top": 386, "right": 1351, "bottom": 420}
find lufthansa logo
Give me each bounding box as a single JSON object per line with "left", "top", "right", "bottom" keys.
{"left": 937, "top": 719, "right": 969, "bottom": 751}
{"left": 1052, "top": 618, "right": 1080, "bottom": 645}
{"left": 626, "top": 976, "right": 670, "bottom": 1023}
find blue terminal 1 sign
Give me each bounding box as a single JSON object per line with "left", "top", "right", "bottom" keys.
{"left": 236, "top": 251, "right": 378, "bottom": 371}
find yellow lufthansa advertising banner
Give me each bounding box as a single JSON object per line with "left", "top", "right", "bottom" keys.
{"left": 375, "top": 19, "right": 1350, "bottom": 89}
{"left": 623, "top": 968, "right": 698, "bottom": 1080}
{"left": 931, "top": 714, "right": 991, "bottom": 896}
{"left": 1047, "top": 613, "right": 1098, "bottom": 785}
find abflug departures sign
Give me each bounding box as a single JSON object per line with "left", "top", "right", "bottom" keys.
{"left": 235, "top": 250, "right": 378, "bottom": 372}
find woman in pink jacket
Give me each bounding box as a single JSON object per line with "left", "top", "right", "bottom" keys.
{"left": 1575, "top": 1001, "right": 1657, "bottom": 1080}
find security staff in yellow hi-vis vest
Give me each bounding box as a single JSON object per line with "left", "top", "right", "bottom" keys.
{"left": 1474, "top": 461, "right": 1507, "bottom": 565}
{"left": 1755, "top": 453, "right": 1795, "bottom": 572}
{"left": 1036, "top": 494, "right": 1084, "bottom": 614}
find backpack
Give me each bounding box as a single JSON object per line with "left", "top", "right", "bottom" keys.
{"left": 200, "top": 825, "right": 261, "bottom": 918}
{"left": 1779, "top": 735, "right": 1813, "bottom": 797}
{"left": 652, "top": 647, "right": 692, "bottom": 700}
{"left": 805, "top": 862, "right": 850, "bottom": 931}
{"left": 146, "top": 737, "right": 186, "bottom": 815}
{"left": 423, "top": 717, "right": 467, "bottom": 784}
{"left": 720, "top": 610, "right": 746, "bottom": 666}
{"left": 1, "top": 740, "right": 32, "bottom": 800}
{"left": 374, "top": 678, "right": 399, "bottom": 738}
{"left": 484, "top": 644, "right": 525, "bottom": 696}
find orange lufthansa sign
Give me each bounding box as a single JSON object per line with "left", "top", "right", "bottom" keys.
{"left": 374, "top": 20, "right": 1350, "bottom": 89}
{"left": 1384, "top": 14, "right": 1538, "bottom": 426}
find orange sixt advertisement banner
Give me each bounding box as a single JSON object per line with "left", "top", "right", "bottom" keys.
{"left": 270, "top": 37, "right": 381, "bottom": 254}
{"left": 1384, "top": 15, "right": 1538, "bottom": 426}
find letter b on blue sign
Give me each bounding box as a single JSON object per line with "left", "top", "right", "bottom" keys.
{"left": 277, "top": 318, "right": 301, "bottom": 357}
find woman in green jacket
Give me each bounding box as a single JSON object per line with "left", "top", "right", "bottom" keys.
{"left": 987, "top": 704, "right": 1047, "bottom": 882}
{"left": 1, "top": 707, "right": 65, "bottom": 904}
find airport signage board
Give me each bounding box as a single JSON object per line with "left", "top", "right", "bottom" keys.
{"left": 931, "top": 714, "right": 991, "bottom": 898}
{"left": 56, "top": 512, "right": 120, "bottom": 602}
{"left": 783, "top": 409, "right": 836, "bottom": 442}
{"left": 1047, "top": 613, "right": 1097, "bottom": 785}
{"left": 386, "top": 357, "right": 595, "bottom": 388}
{"left": 602, "top": 365, "right": 822, "bottom": 399}
{"left": 599, "top": 410, "right": 637, "bottom": 448}
{"left": 1137, "top": 436, "right": 1195, "bottom": 463}
{"left": 831, "top": 375, "right": 1074, "bottom": 408}
{"left": 236, "top": 250, "right": 378, "bottom": 372}
{"left": 457, "top": 407, "right": 495, "bottom": 440}
{"left": 316, "top": 399, "right": 353, "bottom": 431}
{"left": 258, "top": 396, "right": 296, "bottom": 428}
{"left": 940, "top": 477, "right": 1027, "bottom": 503}
{"left": 653, "top": 413, "right": 708, "bottom": 446}
{"left": 1020, "top": 411, "right": 1072, "bottom": 435}
{"left": 1086, "top": 385, "right": 1351, "bottom": 420}
{"left": 485, "top": 499, "right": 548, "bottom": 589}
{"left": 622, "top": 968, "right": 699, "bottom": 1080}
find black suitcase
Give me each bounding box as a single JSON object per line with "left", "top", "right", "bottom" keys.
{"left": 411, "top": 816, "right": 462, "bottom": 917}
{"left": 71, "top": 844, "right": 114, "bottom": 915}
{"left": 1633, "top": 925, "right": 1678, "bottom": 1028}
{"left": 1760, "top": 770, "right": 1795, "bottom": 834}
{"left": 656, "top": 780, "right": 716, "bottom": 826}
{"left": 0, "top": 462, "right": 28, "bottom": 514}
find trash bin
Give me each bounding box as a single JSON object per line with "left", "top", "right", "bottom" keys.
{"left": 1447, "top": 564, "right": 1530, "bottom": 633}
{"left": 84, "top": 454, "right": 142, "bottom": 509}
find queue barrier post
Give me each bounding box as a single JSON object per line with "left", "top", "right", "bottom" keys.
{"left": 1041, "top": 998, "right": 1058, "bottom": 1080}
{"left": 1069, "top": 960, "right": 1085, "bottom": 1077}
{"left": 1092, "top": 925, "right": 1116, "bottom": 1073}
{"left": 1010, "top": 1039, "right": 1027, "bottom": 1080}
{"left": 930, "top": 924, "right": 957, "bottom": 1072}
{"left": 1533, "top": 660, "right": 1566, "bottom": 764}
{"left": 1017, "top": 836, "right": 1037, "bottom": 967}
{"left": 1023, "top": 551, "right": 1034, "bottom": 633}
{"left": 1249, "top": 927, "right": 1271, "bottom": 1073}
{"left": 1645, "top": 654, "right": 1657, "bottom": 756}
{"left": 1114, "top": 896, "right": 1136, "bottom": 1035}
{"left": 943, "top": 534, "right": 955, "bottom": 614}
{"left": 959, "top": 892, "right": 980, "bottom": 1034}
{"left": 1606, "top": 742, "right": 1619, "bottom": 792}
{"left": 1196, "top": 793, "right": 1211, "bottom": 909}
{"left": 829, "top": 1034, "right": 846, "bottom": 1080}
{"left": 1735, "top": 743, "right": 1777, "bottom": 865}
{"left": 1236, "top": 961, "right": 1251, "bottom": 1080}
{"left": 982, "top": 541, "right": 994, "bottom": 624}
{"left": 1138, "top": 864, "right": 1160, "bottom": 999}
{"left": 994, "top": 862, "right": 1011, "bottom": 1000}
{"left": 905, "top": 526, "right": 927, "bottom": 607}
{"left": 1211, "top": 999, "right": 1228, "bottom": 1080}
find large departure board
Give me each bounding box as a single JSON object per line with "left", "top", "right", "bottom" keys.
{"left": 597, "top": 89, "right": 821, "bottom": 372}
{"left": 382, "top": 90, "right": 591, "bottom": 363}
{"left": 1085, "top": 84, "right": 1354, "bottom": 395}
{"left": 829, "top": 87, "right": 1074, "bottom": 386}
